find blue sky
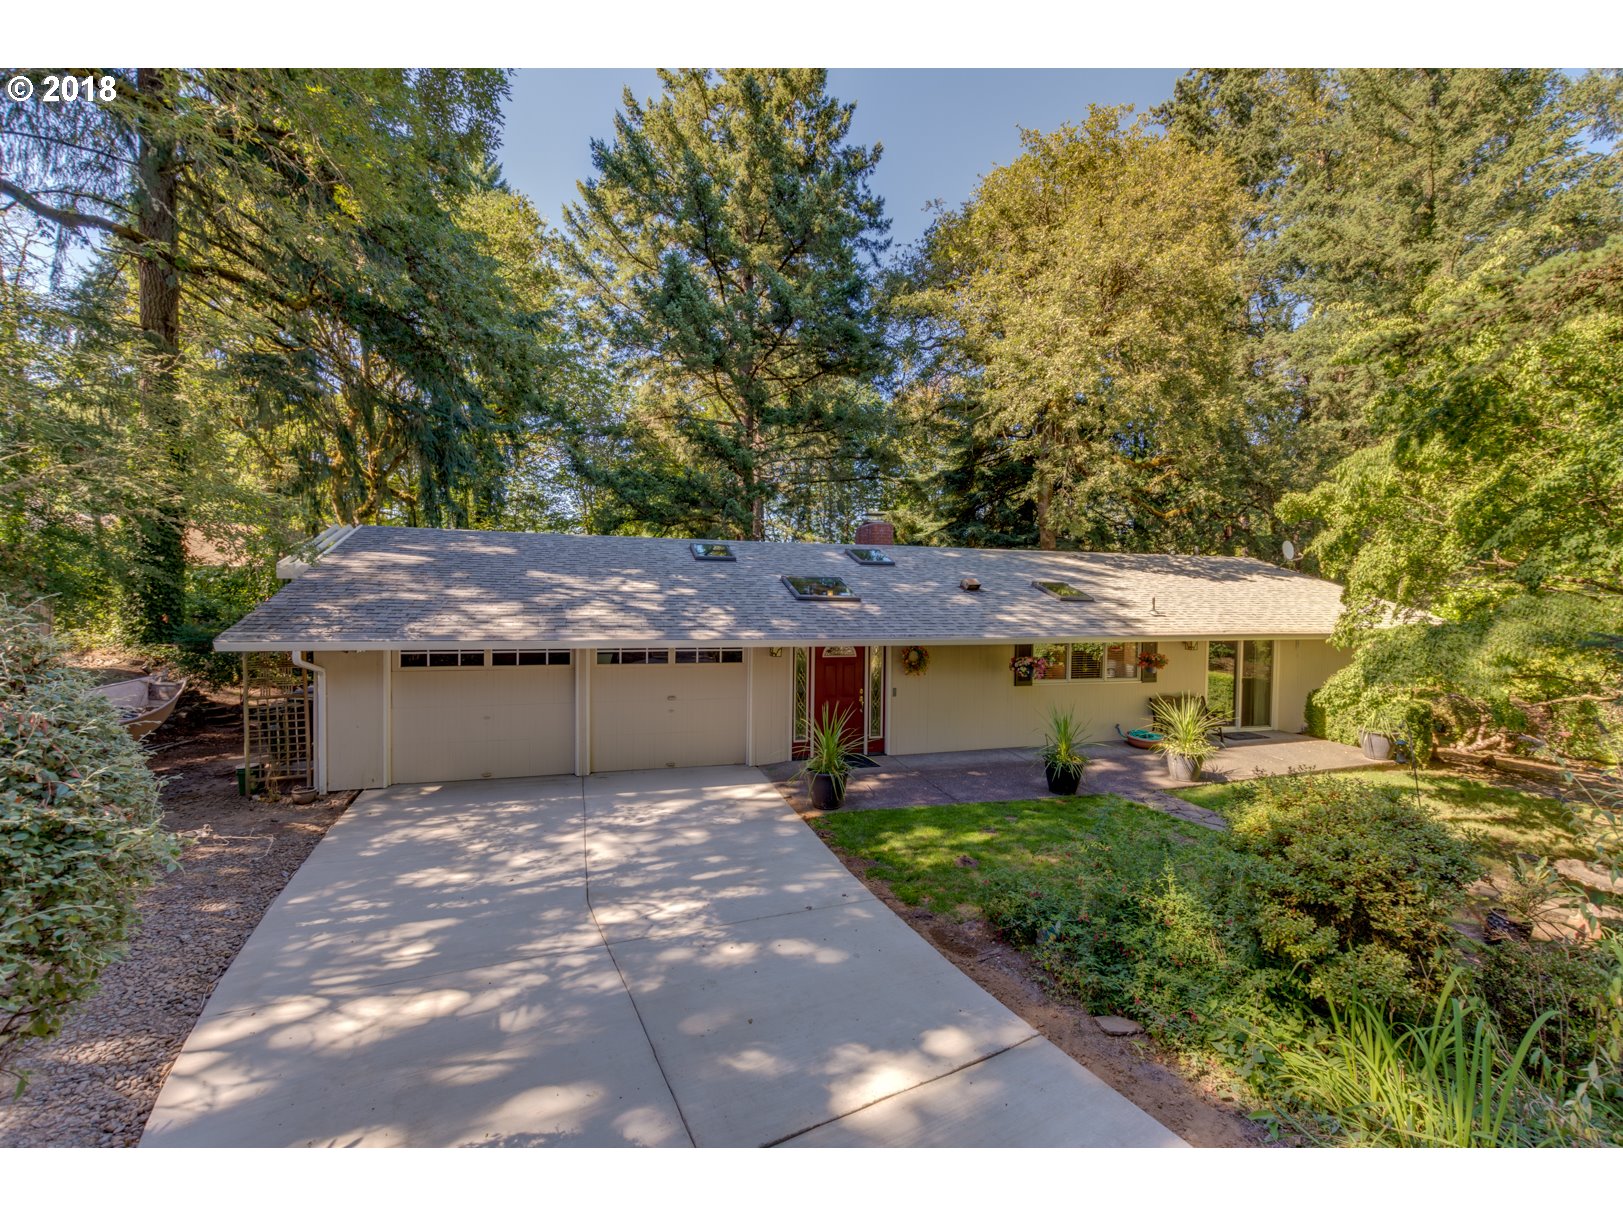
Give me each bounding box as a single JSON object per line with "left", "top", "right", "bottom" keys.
{"left": 497, "top": 69, "right": 1185, "bottom": 253}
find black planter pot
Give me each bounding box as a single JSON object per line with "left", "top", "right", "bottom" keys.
{"left": 1044, "top": 762, "right": 1082, "bottom": 795}
{"left": 809, "top": 772, "right": 846, "bottom": 810}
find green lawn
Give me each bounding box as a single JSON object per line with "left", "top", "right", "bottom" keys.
{"left": 1181, "top": 767, "right": 1584, "bottom": 866}
{"left": 817, "top": 793, "right": 1218, "bottom": 916}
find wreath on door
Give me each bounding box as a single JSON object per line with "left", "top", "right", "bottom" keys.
{"left": 899, "top": 645, "right": 930, "bottom": 676}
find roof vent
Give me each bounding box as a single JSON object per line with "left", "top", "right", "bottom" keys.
{"left": 959, "top": 576, "right": 981, "bottom": 592}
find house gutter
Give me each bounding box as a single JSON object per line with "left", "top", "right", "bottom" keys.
{"left": 290, "top": 650, "right": 328, "bottom": 795}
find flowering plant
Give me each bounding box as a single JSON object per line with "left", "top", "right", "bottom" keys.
{"left": 1009, "top": 654, "right": 1051, "bottom": 680}
{"left": 899, "top": 645, "right": 930, "bottom": 676}
{"left": 1137, "top": 651, "right": 1168, "bottom": 673}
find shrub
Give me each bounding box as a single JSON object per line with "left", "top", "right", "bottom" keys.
{"left": 148, "top": 562, "right": 278, "bottom": 688}
{"left": 152, "top": 623, "right": 242, "bottom": 688}
{"left": 0, "top": 599, "right": 178, "bottom": 1086}
{"left": 982, "top": 829, "right": 1285, "bottom": 1052}
{"left": 1477, "top": 938, "right": 1614, "bottom": 1076}
{"left": 1313, "top": 595, "right": 1623, "bottom": 763}
{"left": 1228, "top": 774, "right": 1482, "bottom": 1015}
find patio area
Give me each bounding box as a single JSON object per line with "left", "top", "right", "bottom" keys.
{"left": 764, "top": 732, "right": 1389, "bottom": 831}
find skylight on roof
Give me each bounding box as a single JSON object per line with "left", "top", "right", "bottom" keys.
{"left": 1032, "top": 579, "right": 1093, "bottom": 602}
{"left": 845, "top": 547, "right": 894, "bottom": 566}
{"left": 690, "top": 542, "right": 736, "bottom": 561}
{"left": 782, "top": 575, "right": 860, "bottom": 602}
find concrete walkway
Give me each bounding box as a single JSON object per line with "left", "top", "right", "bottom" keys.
{"left": 766, "top": 733, "right": 1386, "bottom": 832}
{"left": 142, "top": 768, "right": 1181, "bottom": 1148}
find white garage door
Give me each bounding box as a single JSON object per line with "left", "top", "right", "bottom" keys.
{"left": 391, "top": 651, "right": 574, "bottom": 784}
{"left": 590, "top": 649, "right": 746, "bottom": 772}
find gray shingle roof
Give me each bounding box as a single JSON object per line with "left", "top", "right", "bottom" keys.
{"left": 213, "top": 525, "right": 1348, "bottom": 651}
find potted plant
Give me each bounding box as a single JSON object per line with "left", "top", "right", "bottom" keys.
{"left": 800, "top": 705, "right": 854, "bottom": 811}
{"left": 1150, "top": 697, "right": 1226, "bottom": 782}
{"left": 1039, "top": 706, "right": 1090, "bottom": 795}
{"left": 1358, "top": 704, "right": 1406, "bottom": 761}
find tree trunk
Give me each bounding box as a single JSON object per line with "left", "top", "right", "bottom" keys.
{"left": 746, "top": 407, "right": 766, "bottom": 541}
{"left": 130, "top": 67, "right": 187, "bottom": 644}
{"left": 1035, "top": 477, "right": 1057, "bottom": 550}
{"left": 1034, "top": 411, "right": 1060, "bottom": 550}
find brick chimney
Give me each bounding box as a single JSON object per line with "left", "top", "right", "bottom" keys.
{"left": 855, "top": 515, "right": 895, "bottom": 547}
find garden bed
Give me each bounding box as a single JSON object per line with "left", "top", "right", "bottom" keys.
{"left": 810, "top": 777, "right": 1621, "bottom": 1146}
{"left": 0, "top": 687, "right": 349, "bottom": 1148}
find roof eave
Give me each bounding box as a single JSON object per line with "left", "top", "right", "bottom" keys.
{"left": 217, "top": 630, "right": 1341, "bottom": 653}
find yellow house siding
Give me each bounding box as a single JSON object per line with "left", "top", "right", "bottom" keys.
{"left": 313, "top": 650, "right": 387, "bottom": 790}
{"left": 886, "top": 641, "right": 1208, "bottom": 756}
{"left": 749, "top": 647, "right": 793, "bottom": 765}
{"left": 1274, "top": 638, "right": 1350, "bottom": 734}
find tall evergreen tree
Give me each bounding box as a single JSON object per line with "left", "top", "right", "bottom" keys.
{"left": 560, "top": 69, "right": 891, "bottom": 541}
{"left": 2, "top": 68, "right": 516, "bottom": 638}
{"left": 1156, "top": 68, "right": 1623, "bottom": 469}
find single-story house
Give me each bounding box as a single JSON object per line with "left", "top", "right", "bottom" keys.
{"left": 214, "top": 521, "right": 1352, "bottom": 792}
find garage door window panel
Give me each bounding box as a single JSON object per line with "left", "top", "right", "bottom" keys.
{"left": 399, "top": 649, "right": 487, "bottom": 668}
{"left": 491, "top": 649, "right": 571, "bottom": 666}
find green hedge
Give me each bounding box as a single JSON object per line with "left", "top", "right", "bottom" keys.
{"left": 0, "top": 600, "right": 178, "bottom": 1085}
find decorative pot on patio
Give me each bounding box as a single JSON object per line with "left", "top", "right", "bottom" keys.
{"left": 809, "top": 772, "right": 846, "bottom": 811}
{"left": 1359, "top": 730, "right": 1393, "bottom": 761}
{"left": 1043, "top": 762, "right": 1082, "bottom": 796}
{"left": 1165, "top": 753, "right": 1201, "bottom": 783}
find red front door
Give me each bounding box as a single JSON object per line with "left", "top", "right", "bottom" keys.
{"left": 813, "top": 646, "right": 865, "bottom": 750}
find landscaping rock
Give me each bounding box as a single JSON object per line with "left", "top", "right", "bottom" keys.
{"left": 1096, "top": 1015, "right": 1145, "bottom": 1037}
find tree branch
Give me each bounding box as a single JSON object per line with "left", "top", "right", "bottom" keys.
{"left": 0, "top": 176, "right": 139, "bottom": 243}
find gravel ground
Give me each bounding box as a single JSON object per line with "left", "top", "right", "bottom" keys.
{"left": 0, "top": 689, "right": 350, "bottom": 1148}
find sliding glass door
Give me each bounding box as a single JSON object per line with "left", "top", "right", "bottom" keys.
{"left": 1239, "top": 640, "right": 1274, "bottom": 729}
{"left": 1207, "top": 640, "right": 1274, "bottom": 729}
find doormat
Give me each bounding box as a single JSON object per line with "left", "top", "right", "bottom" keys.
{"left": 1223, "top": 731, "right": 1268, "bottom": 741}
{"left": 843, "top": 754, "right": 880, "bottom": 768}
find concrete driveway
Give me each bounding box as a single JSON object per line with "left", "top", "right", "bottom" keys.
{"left": 142, "top": 768, "right": 1182, "bottom": 1148}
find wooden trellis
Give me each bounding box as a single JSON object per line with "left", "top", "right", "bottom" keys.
{"left": 241, "top": 653, "right": 312, "bottom": 794}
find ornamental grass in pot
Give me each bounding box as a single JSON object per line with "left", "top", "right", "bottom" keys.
{"left": 800, "top": 706, "right": 854, "bottom": 810}
{"left": 1039, "top": 706, "right": 1090, "bottom": 795}
{"left": 1359, "top": 704, "right": 1407, "bottom": 761}
{"left": 1151, "top": 696, "right": 1226, "bottom": 782}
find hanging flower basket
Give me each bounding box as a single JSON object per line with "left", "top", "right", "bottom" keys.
{"left": 1009, "top": 654, "right": 1051, "bottom": 681}
{"left": 899, "top": 645, "right": 930, "bottom": 676}
{"left": 1137, "top": 651, "right": 1168, "bottom": 673}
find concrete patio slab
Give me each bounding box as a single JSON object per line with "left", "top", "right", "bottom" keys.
{"left": 766, "top": 733, "right": 1387, "bottom": 830}
{"left": 607, "top": 899, "right": 1036, "bottom": 1147}
{"left": 780, "top": 1036, "right": 1186, "bottom": 1148}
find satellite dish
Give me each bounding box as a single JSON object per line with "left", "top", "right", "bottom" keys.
{"left": 1282, "top": 540, "right": 1297, "bottom": 562}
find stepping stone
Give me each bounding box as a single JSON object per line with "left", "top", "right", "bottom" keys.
{"left": 1096, "top": 1015, "right": 1144, "bottom": 1036}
